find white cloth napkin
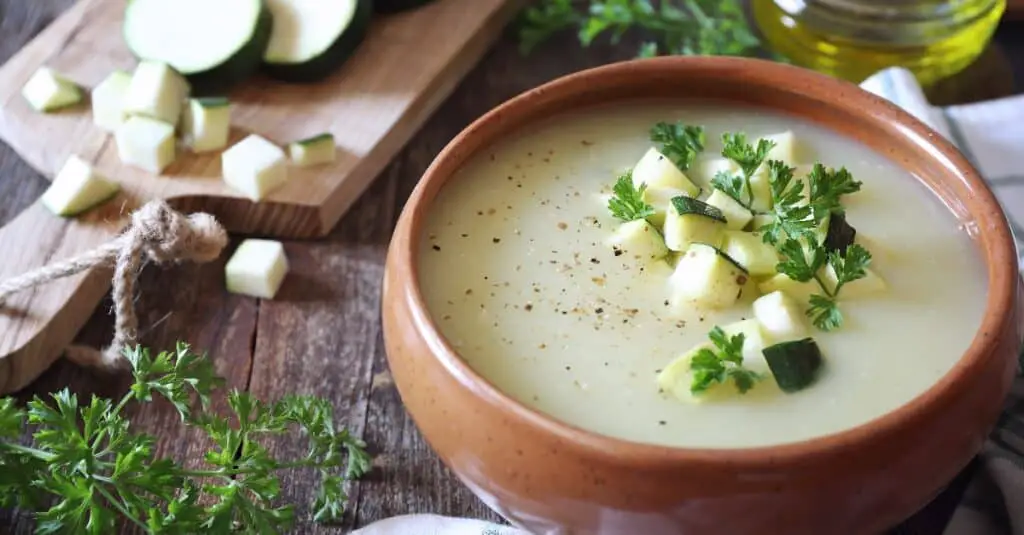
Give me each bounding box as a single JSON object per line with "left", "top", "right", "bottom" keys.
{"left": 354, "top": 68, "right": 1024, "bottom": 535}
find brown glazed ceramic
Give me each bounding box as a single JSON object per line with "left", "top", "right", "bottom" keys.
{"left": 381, "top": 57, "right": 1024, "bottom": 534}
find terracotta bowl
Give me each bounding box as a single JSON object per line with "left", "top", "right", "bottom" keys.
{"left": 382, "top": 57, "right": 1023, "bottom": 534}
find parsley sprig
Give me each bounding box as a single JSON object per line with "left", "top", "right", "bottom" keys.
{"left": 607, "top": 172, "right": 655, "bottom": 222}
{"left": 0, "top": 343, "right": 371, "bottom": 533}
{"left": 518, "top": 0, "right": 765, "bottom": 59}
{"left": 650, "top": 122, "right": 705, "bottom": 171}
{"left": 711, "top": 133, "right": 776, "bottom": 207}
{"left": 758, "top": 158, "right": 872, "bottom": 331}
{"left": 690, "top": 327, "right": 762, "bottom": 394}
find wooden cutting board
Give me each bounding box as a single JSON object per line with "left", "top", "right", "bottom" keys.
{"left": 0, "top": 0, "right": 522, "bottom": 394}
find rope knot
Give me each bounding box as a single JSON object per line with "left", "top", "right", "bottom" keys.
{"left": 131, "top": 201, "right": 228, "bottom": 264}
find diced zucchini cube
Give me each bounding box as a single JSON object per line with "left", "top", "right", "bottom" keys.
{"left": 605, "top": 219, "right": 668, "bottom": 262}
{"left": 692, "top": 157, "right": 739, "bottom": 188}
{"left": 756, "top": 274, "right": 819, "bottom": 305}
{"left": 720, "top": 319, "right": 771, "bottom": 374}
{"left": 752, "top": 291, "right": 808, "bottom": 343}
{"left": 663, "top": 204, "right": 726, "bottom": 252}
{"left": 748, "top": 213, "right": 774, "bottom": 232}
{"left": 115, "top": 116, "right": 177, "bottom": 174}
{"left": 761, "top": 131, "right": 798, "bottom": 165}
{"left": 657, "top": 343, "right": 726, "bottom": 403}
{"left": 289, "top": 133, "right": 336, "bottom": 167}
{"left": 706, "top": 190, "right": 752, "bottom": 231}
{"left": 642, "top": 186, "right": 689, "bottom": 229}
{"left": 632, "top": 147, "right": 700, "bottom": 196}
{"left": 22, "top": 67, "right": 82, "bottom": 112}
{"left": 669, "top": 244, "right": 748, "bottom": 310}
{"left": 721, "top": 230, "right": 779, "bottom": 276}
{"left": 91, "top": 70, "right": 133, "bottom": 132}
{"left": 747, "top": 169, "right": 773, "bottom": 212}
{"left": 182, "top": 97, "right": 231, "bottom": 153}
{"left": 818, "top": 264, "right": 887, "bottom": 298}
{"left": 40, "top": 156, "right": 120, "bottom": 217}
{"left": 225, "top": 239, "right": 289, "bottom": 299}
{"left": 123, "top": 60, "right": 190, "bottom": 126}
{"left": 222, "top": 135, "right": 289, "bottom": 201}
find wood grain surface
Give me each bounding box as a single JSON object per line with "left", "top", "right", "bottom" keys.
{"left": 0, "top": 1, "right": 1021, "bottom": 533}
{"left": 0, "top": 0, "right": 521, "bottom": 395}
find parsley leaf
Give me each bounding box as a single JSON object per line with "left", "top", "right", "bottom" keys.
{"left": 717, "top": 133, "right": 776, "bottom": 206}
{"left": 710, "top": 170, "right": 746, "bottom": 204}
{"left": 805, "top": 244, "right": 872, "bottom": 331}
{"left": 760, "top": 160, "right": 817, "bottom": 245}
{"left": 518, "top": 0, "right": 767, "bottom": 59}
{"left": 650, "top": 122, "right": 705, "bottom": 171}
{"left": 607, "top": 172, "right": 655, "bottom": 222}
{"left": 775, "top": 238, "right": 825, "bottom": 283}
{"left": 0, "top": 343, "right": 372, "bottom": 533}
{"left": 690, "top": 326, "right": 762, "bottom": 394}
{"left": 807, "top": 163, "right": 862, "bottom": 222}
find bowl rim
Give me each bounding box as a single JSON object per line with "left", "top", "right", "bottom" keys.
{"left": 390, "top": 56, "right": 1018, "bottom": 467}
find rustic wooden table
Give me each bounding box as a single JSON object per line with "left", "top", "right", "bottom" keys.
{"left": 1, "top": 2, "right": 1022, "bottom": 533}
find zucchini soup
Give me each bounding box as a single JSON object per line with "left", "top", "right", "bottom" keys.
{"left": 416, "top": 102, "right": 986, "bottom": 449}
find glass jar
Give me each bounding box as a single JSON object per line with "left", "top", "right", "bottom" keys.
{"left": 752, "top": 0, "right": 1006, "bottom": 86}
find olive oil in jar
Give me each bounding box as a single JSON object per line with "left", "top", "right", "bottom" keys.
{"left": 752, "top": 0, "right": 1006, "bottom": 86}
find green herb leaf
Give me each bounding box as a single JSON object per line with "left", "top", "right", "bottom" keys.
{"left": 807, "top": 294, "right": 842, "bottom": 331}
{"left": 721, "top": 133, "right": 775, "bottom": 179}
{"left": 710, "top": 170, "right": 746, "bottom": 204}
{"left": 807, "top": 163, "right": 862, "bottom": 222}
{"left": 690, "top": 326, "right": 761, "bottom": 394}
{"left": 760, "top": 160, "right": 817, "bottom": 245}
{"left": 805, "top": 244, "right": 872, "bottom": 331}
{"left": 775, "top": 238, "right": 825, "bottom": 283}
{"left": 607, "top": 172, "right": 655, "bottom": 222}
{"left": 650, "top": 122, "right": 705, "bottom": 171}
{"left": 517, "top": 0, "right": 767, "bottom": 59}
{"left": 0, "top": 343, "right": 372, "bottom": 533}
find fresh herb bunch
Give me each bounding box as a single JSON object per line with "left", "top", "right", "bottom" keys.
{"left": 756, "top": 157, "right": 870, "bottom": 331}
{"left": 0, "top": 343, "right": 371, "bottom": 534}
{"left": 607, "top": 172, "right": 655, "bottom": 221}
{"left": 689, "top": 326, "right": 762, "bottom": 394}
{"left": 650, "top": 121, "right": 705, "bottom": 171}
{"left": 518, "top": 0, "right": 765, "bottom": 59}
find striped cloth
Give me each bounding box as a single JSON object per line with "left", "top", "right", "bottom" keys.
{"left": 862, "top": 67, "right": 1024, "bottom": 535}
{"left": 354, "top": 69, "right": 1024, "bottom": 535}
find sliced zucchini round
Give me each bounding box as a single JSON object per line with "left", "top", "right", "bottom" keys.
{"left": 123, "top": 0, "right": 272, "bottom": 94}
{"left": 262, "top": 0, "right": 374, "bottom": 83}
{"left": 375, "top": 0, "right": 436, "bottom": 14}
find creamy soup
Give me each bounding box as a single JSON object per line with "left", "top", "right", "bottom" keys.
{"left": 416, "top": 102, "right": 986, "bottom": 449}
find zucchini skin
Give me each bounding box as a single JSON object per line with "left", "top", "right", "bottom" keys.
{"left": 375, "top": 0, "right": 435, "bottom": 13}
{"left": 262, "top": 0, "right": 374, "bottom": 83}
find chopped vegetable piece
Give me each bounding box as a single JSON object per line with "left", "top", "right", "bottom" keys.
{"left": 288, "top": 133, "right": 336, "bottom": 166}
{"left": 123, "top": 61, "right": 190, "bottom": 126}
{"left": 706, "top": 189, "right": 752, "bottom": 230}
{"left": 631, "top": 147, "right": 700, "bottom": 196}
{"left": 605, "top": 219, "right": 669, "bottom": 263}
{"left": 748, "top": 213, "right": 774, "bottom": 232}
{"left": 263, "top": 0, "right": 373, "bottom": 83}
{"left": 124, "top": 0, "right": 272, "bottom": 93}
{"left": 720, "top": 132, "right": 775, "bottom": 209}
{"left": 663, "top": 197, "right": 727, "bottom": 251}
{"left": 756, "top": 273, "right": 818, "bottom": 304}
{"left": 807, "top": 244, "right": 874, "bottom": 331}
{"left": 221, "top": 134, "right": 289, "bottom": 201}
{"left": 762, "top": 131, "right": 797, "bottom": 165}
{"left": 91, "top": 70, "right": 133, "bottom": 131}
{"left": 115, "top": 116, "right": 177, "bottom": 174}
{"left": 21, "top": 67, "right": 82, "bottom": 112}
{"left": 657, "top": 344, "right": 719, "bottom": 403}
{"left": 669, "top": 243, "right": 748, "bottom": 310}
{"left": 641, "top": 186, "right": 689, "bottom": 228}
{"left": 823, "top": 212, "right": 857, "bottom": 253}
{"left": 721, "top": 319, "right": 770, "bottom": 370}
{"left": 762, "top": 338, "right": 823, "bottom": 393}
{"left": 689, "top": 326, "right": 762, "bottom": 395}
{"left": 225, "top": 239, "right": 289, "bottom": 298}
{"left": 752, "top": 290, "right": 808, "bottom": 343}
{"left": 721, "top": 230, "right": 780, "bottom": 276}
{"left": 693, "top": 157, "right": 738, "bottom": 188}
{"left": 181, "top": 97, "right": 232, "bottom": 153}
{"left": 40, "top": 156, "right": 120, "bottom": 217}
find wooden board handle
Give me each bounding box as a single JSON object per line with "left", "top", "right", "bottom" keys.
{"left": 0, "top": 200, "right": 126, "bottom": 393}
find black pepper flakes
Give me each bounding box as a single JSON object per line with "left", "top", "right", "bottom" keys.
{"left": 525, "top": 304, "right": 533, "bottom": 311}
{"left": 595, "top": 307, "right": 604, "bottom": 314}
{"left": 613, "top": 249, "right": 624, "bottom": 257}
{"left": 589, "top": 258, "right": 600, "bottom": 264}
{"left": 431, "top": 245, "right": 441, "bottom": 251}
{"left": 658, "top": 420, "right": 667, "bottom": 426}
{"left": 492, "top": 238, "right": 501, "bottom": 243}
